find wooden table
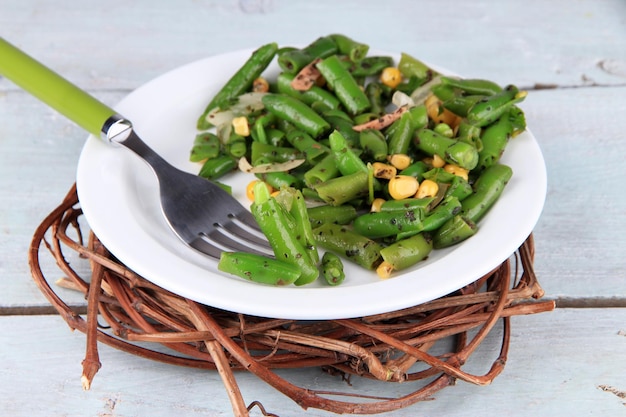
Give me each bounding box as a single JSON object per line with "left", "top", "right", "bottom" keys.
{"left": 1, "top": 1, "right": 625, "bottom": 415}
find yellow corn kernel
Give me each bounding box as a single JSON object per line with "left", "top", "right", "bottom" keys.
{"left": 432, "top": 154, "right": 446, "bottom": 168}
{"left": 246, "top": 180, "right": 273, "bottom": 201}
{"left": 372, "top": 162, "right": 397, "bottom": 180}
{"left": 232, "top": 116, "right": 250, "bottom": 136}
{"left": 425, "top": 94, "right": 461, "bottom": 127}
{"left": 415, "top": 179, "right": 439, "bottom": 199}
{"left": 252, "top": 77, "right": 270, "bottom": 93}
{"left": 376, "top": 261, "right": 394, "bottom": 279}
{"left": 387, "top": 154, "right": 412, "bottom": 170}
{"left": 270, "top": 190, "right": 281, "bottom": 198}
{"left": 388, "top": 175, "right": 419, "bottom": 200}
{"left": 370, "top": 197, "right": 386, "bottom": 212}
{"left": 444, "top": 164, "right": 469, "bottom": 181}
{"left": 380, "top": 67, "right": 403, "bottom": 89}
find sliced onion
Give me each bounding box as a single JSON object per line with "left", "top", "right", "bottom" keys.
{"left": 391, "top": 90, "right": 415, "bottom": 109}
{"left": 409, "top": 75, "right": 442, "bottom": 105}
{"left": 205, "top": 92, "right": 267, "bottom": 127}
{"left": 238, "top": 157, "right": 306, "bottom": 174}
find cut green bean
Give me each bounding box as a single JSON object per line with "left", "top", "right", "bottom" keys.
{"left": 379, "top": 233, "right": 433, "bottom": 272}
{"left": 251, "top": 182, "right": 318, "bottom": 285}
{"left": 304, "top": 153, "right": 340, "bottom": 186}
{"left": 285, "top": 129, "right": 329, "bottom": 164}
{"left": 477, "top": 109, "right": 514, "bottom": 171}
{"left": 353, "top": 209, "right": 425, "bottom": 240}
{"left": 189, "top": 132, "right": 220, "bottom": 162}
{"left": 277, "top": 36, "right": 338, "bottom": 74}
{"left": 316, "top": 55, "right": 371, "bottom": 115}
{"left": 432, "top": 214, "right": 477, "bottom": 249}
{"left": 466, "top": 85, "right": 527, "bottom": 127}
{"left": 414, "top": 128, "right": 479, "bottom": 170}
{"left": 197, "top": 42, "right": 278, "bottom": 130}
{"left": 329, "top": 130, "right": 369, "bottom": 176}
{"left": 312, "top": 223, "right": 382, "bottom": 270}
{"left": 329, "top": 34, "right": 369, "bottom": 62}
{"left": 218, "top": 252, "right": 301, "bottom": 286}
{"left": 262, "top": 93, "right": 330, "bottom": 138}
{"left": 359, "top": 129, "right": 388, "bottom": 162}
{"left": 198, "top": 155, "right": 237, "bottom": 180}
{"left": 461, "top": 164, "right": 513, "bottom": 223}
{"left": 307, "top": 204, "right": 358, "bottom": 227}
{"left": 422, "top": 196, "right": 462, "bottom": 231}
{"left": 276, "top": 73, "right": 341, "bottom": 110}
{"left": 314, "top": 170, "right": 369, "bottom": 206}
{"left": 321, "top": 251, "right": 345, "bottom": 286}
{"left": 440, "top": 76, "right": 503, "bottom": 96}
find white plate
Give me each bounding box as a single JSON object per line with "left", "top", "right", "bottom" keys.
{"left": 76, "top": 48, "right": 546, "bottom": 320}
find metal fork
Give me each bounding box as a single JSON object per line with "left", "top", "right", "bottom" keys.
{"left": 0, "top": 38, "right": 272, "bottom": 259}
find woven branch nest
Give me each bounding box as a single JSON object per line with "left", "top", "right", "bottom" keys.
{"left": 29, "top": 185, "right": 555, "bottom": 416}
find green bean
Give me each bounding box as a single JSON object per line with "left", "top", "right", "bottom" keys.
{"left": 461, "top": 164, "right": 513, "bottom": 223}
{"left": 251, "top": 182, "right": 318, "bottom": 285}
{"left": 224, "top": 133, "right": 247, "bottom": 158}
{"left": 421, "top": 167, "right": 457, "bottom": 183}
{"left": 197, "top": 42, "right": 278, "bottom": 130}
{"left": 250, "top": 141, "right": 304, "bottom": 165}
{"left": 322, "top": 113, "right": 360, "bottom": 146}
{"left": 314, "top": 170, "right": 369, "bottom": 206}
{"left": 329, "top": 34, "right": 369, "bottom": 62}
{"left": 307, "top": 204, "right": 358, "bottom": 227}
{"left": 359, "top": 129, "right": 388, "bottom": 162}
{"left": 456, "top": 120, "right": 483, "bottom": 151}
{"left": 255, "top": 171, "right": 303, "bottom": 190}
{"left": 312, "top": 223, "right": 382, "bottom": 270}
{"left": 466, "top": 85, "right": 527, "bottom": 127}
{"left": 440, "top": 76, "right": 503, "bottom": 96}
{"left": 329, "top": 130, "right": 368, "bottom": 176}
{"left": 385, "top": 105, "right": 427, "bottom": 141}
{"left": 276, "top": 73, "right": 341, "bottom": 110}
{"left": 251, "top": 113, "right": 276, "bottom": 144}
{"left": 399, "top": 160, "right": 430, "bottom": 180}
{"left": 443, "top": 94, "right": 486, "bottom": 117}
{"left": 380, "top": 197, "right": 434, "bottom": 213}
{"left": 346, "top": 56, "right": 395, "bottom": 78}
{"left": 321, "top": 251, "right": 345, "bottom": 286}
{"left": 198, "top": 155, "right": 237, "bottom": 180}
{"left": 444, "top": 175, "right": 473, "bottom": 201}
{"left": 218, "top": 252, "right": 301, "bottom": 286}
{"left": 304, "top": 153, "right": 340, "bottom": 186}
{"left": 432, "top": 214, "right": 477, "bottom": 249}
{"left": 277, "top": 36, "right": 338, "bottom": 74}
{"left": 414, "top": 128, "right": 479, "bottom": 170}
{"left": 388, "top": 111, "right": 415, "bottom": 155}
{"left": 285, "top": 129, "right": 329, "bottom": 164}
{"left": 365, "top": 82, "right": 387, "bottom": 116}
{"left": 316, "top": 55, "right": 371, "bottom": 115}
{"left": 276, "top": 187, "right": 320, "bottom": 265}
{"left": 398, "top": 52, "right": 436, "bottom": 81}
{"left": 379, "top": 232, "right": 433, "bottom": 272}
{"left": 477, "top": 109, "right": 514, "bottom": 171}
{"left": 262, "top": 93, "right": 330, "bottom": 138}
{"left": 422, "top": 196, "right": 462, "bottom": 231}
{"left": 353, "top": 209, "right": 425, "bottom": 240}
{"left": 189, "top": 132, "right": 220, "bottom": 162}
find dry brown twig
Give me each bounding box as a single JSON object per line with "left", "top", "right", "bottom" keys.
{"left": 28, "top": 185, "right": 555, "bottom": 415}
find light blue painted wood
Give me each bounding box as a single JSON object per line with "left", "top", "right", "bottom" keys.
{"left": 1, "top": 310, "right": 624, "bottom": 416}
{"left": 1, "top": 0, "right": 625, "bottom": 415}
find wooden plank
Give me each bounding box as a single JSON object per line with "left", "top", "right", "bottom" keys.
{"left": 1, "top": 309, "right": 624, "bottom": 416}
{"left": 0, "top": 0, "right": 624, "bottom": 92}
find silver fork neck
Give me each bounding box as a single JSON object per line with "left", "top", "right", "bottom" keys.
{"left": 101, "top": 114, "right": 133, "bottom": 143}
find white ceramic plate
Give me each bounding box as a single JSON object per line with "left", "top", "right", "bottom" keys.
{"left": 76, "top": 48, "right": 546, "bottom": 320}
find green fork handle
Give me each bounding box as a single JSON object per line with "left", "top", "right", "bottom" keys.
{"left": 0, "top": 37, "right": 118, "bottom": 138}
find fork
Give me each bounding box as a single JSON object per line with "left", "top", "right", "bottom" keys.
{"left": 0, "top": 38, "right": 272, "bottom": 259}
